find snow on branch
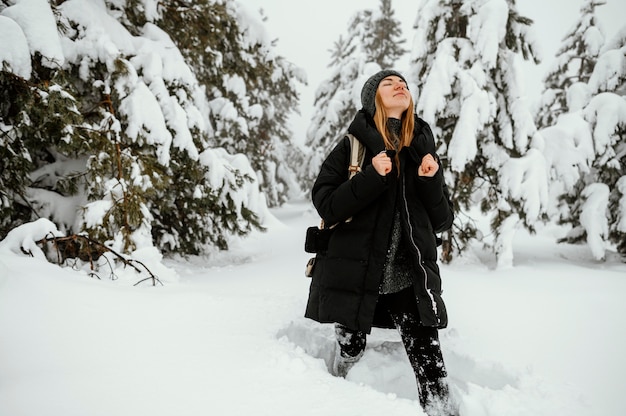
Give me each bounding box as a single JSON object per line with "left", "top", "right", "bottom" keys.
{"left": 580, "top": 183, "right": 610, "bottom": 260}
{"left": 0, "top": 218, "right": 63, "bottom": 260}
{"left": 468, "top": 0, "right": 509, "bottom": 69}
{"left": 1, "top": 0, "right": 64, "bottom": 68}
{"left": 0, "top": 218, "right": 163, "bottom": 286}
{"left": 583, "top": 93, "right": 626, "bottom": 163}
{"left": 498, "top": 148, "right": 549, "bottom": 222}
{"left": 0, "top": 16, "right": 31, "bottom": 78}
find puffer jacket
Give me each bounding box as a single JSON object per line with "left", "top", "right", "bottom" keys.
{"left": 305, "top": 110, "right": 454, "bottom": 333}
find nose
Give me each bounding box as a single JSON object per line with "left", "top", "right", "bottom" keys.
{"left": 394, "top": 82, "right": 406, "bottom": 90}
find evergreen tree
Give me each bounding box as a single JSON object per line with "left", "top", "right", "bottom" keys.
{"left": 362, "top": 0, "right": 408, "bottom": 69}
{"left": 303, "top": 35, "right": 366, "bottom": 185}
{"left": 410, "top": 0, "right": 549, "bottom": 267}
{"left": 0, "top": 0, "right": 268, "bottom": 255}
{"left": 550, "top": 25, "right": 626, "bottom": 259}
{"left": 409, "top": 0, "right": 479, "bottom": 261}
{"left": 0, "top": 68, "right": 87, "bottom": 238}
{"left": 152, "top": 0, "right": 306, "bottom": 207}
{"left": 535, "top": 0, "right": 606, "bottom": 129}
{"left": 1, "top": 2, "right": 85, "bottom": 238}
{"left": 304, "top": 0, "right": 406, "bottom": 185}
{"left": 0, "top": 70, "right": 32, "bottom": 237}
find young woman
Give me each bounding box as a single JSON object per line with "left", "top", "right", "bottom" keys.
{"left": 305, "top": 69, "right": 456, "bottom": 416}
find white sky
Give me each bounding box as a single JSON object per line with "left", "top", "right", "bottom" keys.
{"left": 239, "top": 0, "right": 624, "bottom": 139}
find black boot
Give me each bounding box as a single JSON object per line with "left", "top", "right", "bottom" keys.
{"left": 331, "top": 345, "right": 364, "bottom": 378}
{"left": 331, "top": 323, "right": 366, "bottom": 378}
{"left": 420, "top": 378, "right": 457, "bottom": 416}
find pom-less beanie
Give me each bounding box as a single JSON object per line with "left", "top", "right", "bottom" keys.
{"left": 360, "top": 69, "right": 408, "bottom": 118}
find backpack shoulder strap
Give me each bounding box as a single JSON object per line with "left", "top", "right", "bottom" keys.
{"left": 346, "top": 133, "right": 366, "bottom": 179}
{"left": 322, "top": 133, "right": 366, "bottom": 228}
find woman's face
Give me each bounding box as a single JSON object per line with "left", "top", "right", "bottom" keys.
{"left": 377, "top": 76, "right": 410, "bottom": 118}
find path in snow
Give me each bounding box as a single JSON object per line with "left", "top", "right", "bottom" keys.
{"left": 1, "top": 198, "right": 625, "bottom": 415}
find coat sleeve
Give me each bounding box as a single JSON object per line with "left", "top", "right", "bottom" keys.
{"left": 312, "top": 137, "right": 388, "bottom": 226}
{"left": 416, "top": 169, "right": 454, "bottom": 233}
{"left": 409, "top": 121, "right": 454, "bottom": 233}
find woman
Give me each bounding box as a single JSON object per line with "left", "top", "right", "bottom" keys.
{"left": 305, "top": 69, "right": 456, "bottom": 416}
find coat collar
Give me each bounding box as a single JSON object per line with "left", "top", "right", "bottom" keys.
{"left": 347, "top": 110, "right": 428, "bottom": 164}
{"left": 347, "top": 110, "right": 386, "bottom": 154}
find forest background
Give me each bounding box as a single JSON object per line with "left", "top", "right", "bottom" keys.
{"left": 1, "top": 0, "right": 625, "bottom": 272}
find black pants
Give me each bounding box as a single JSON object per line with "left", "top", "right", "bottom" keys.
{"left": 335, "top": 287, "right": 448, "bottom": 408}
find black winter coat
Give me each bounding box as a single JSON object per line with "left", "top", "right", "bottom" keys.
{"left": 305, "top": 110, "right": 454, "bottom": 333}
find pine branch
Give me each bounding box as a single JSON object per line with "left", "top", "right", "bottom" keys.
{"left": 35, "top": 233, "right": 163, "bottom": 286}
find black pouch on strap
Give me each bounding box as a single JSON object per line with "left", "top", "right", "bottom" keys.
{"left": 304, "top": 226, "right": 333, "bottom": 253}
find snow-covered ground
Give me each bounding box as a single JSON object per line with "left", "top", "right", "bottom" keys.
{"left": 1, "top": 199, "right": 625, "bottom": 416}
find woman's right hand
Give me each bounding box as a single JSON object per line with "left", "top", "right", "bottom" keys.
{"left": 372, "top": 151, "right": 392, "bottom": 176}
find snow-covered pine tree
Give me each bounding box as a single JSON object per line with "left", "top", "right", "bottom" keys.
{"left": 409, "top": 0, "right": 485, "bottom": 261}
{"left": 304, "top": 0, "right": 406, "bottom": 185}
{"left": 535, "top": 0, "right": 606, "bottom": 129}
{"left": 151, "top": 0, "right": 306, "bottom": 207}
{"left": 243, "top": 52, "right": 307, "bottom": 206}
{"left": 303, "top": 35, "right": 365, "bottom": 185}
{"left": 548, "top": 25, "right": 626, "bottom": 260}
{"left": 0, "top": 0, "right": 268, "bottom": 256}
{"left": 362, "top": 0, "right": 408, "bottom": 69}
{"left": 0, "top": 70, "right": 32, "bottom": 237}
{"left": 220, "top": 4, "right": 307, "bottom": 207}
{"left": 410, "top": 0, "right": 549, "bottom": 267}
{"left": 0, "top": 1, "right": 84, "bottom": 239}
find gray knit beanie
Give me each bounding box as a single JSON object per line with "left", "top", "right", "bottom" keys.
{"left": 360, "top": 69, "right": 408, "bottom": 118}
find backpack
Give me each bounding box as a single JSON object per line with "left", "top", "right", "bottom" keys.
{"left": 304, "top": 134, "right": 366, "bottom": 276}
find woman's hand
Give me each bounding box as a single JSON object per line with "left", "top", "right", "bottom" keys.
{"left": 372, "top": 151, "right": 392, "bottom": 176}
{"left": 418, "top": 154, "right": 438, "bottom": 177}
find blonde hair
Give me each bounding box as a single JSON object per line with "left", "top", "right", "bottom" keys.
{"left": 373, "top": 92, "right": 415, "bottom": 173}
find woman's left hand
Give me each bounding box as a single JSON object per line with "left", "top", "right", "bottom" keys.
{"left": 418, "top": 154, "right": 439, "bottom": 177}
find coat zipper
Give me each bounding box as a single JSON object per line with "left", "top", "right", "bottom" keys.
{"left": 401, "top": 175, "right": 439, "bottom": 321}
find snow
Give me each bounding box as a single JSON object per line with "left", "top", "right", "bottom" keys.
{"left": 579, "top": 183, "right": 610, "bottom": 260}
{"left": 467, "top": 0, "right": 509, "bottom": 69}
{"left": 541, "top": 114, "right": 592, "bottom": 191}
{"left": 417, "top": 37, "right": 494, "bottom": 172}
{"left": 498, "top": 148, "right": 549, "bottom": 221}
{"left": 0, "top": 15, "right": 31, "bottom": 78}
{"left": 588, "top": 48, "right": 626, "bottom": 93}
{"left": 235, "top": 2, "right": 275, "bottom": 57}
{"left": 583, "top": 93, "right": 626, "bottom": 161}
{"left": 139, "top": 23, "right": 196, "bottom": 84}
{"left": 566, "top": 82, "right": 592, "bottom": 112}
{"left": 58, "top": 0, "right": 135, "bottom": 70}
{"left": 2, "top": 200, "right": 626, "bottom": 416}
{"left": 81, "top": 199, "right": 113, "bottom": 229}
{"left": 119, "top": 79, "right": 173, "bottom": 166}
{"left": 0, "top": 0, "right": 64, "bottom": 68}
{"left": 0, "top": 217, "right": 63, "bottom": 259}
{"left": 583, "top": 25, "right": 605, "bottom": 57}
